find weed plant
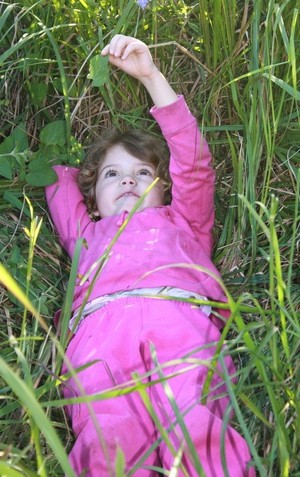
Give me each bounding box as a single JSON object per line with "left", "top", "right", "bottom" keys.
{"left": 0, "top": 1, "right": 299, "bottom": 476}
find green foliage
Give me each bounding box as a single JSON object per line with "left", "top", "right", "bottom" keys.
{"left": 88, "top": 54, "right": 110, "bottom": 87}
{"left": 0, "top": 124, "right": 28, "bottom": 180}
{"left": 0, "top": 0, "right": 299, "bottom": 476}
{"left": 0, "top": 120, "right": 83, "bottom": 187}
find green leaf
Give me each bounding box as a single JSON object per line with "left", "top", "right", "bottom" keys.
{"left": 0, "top": 123, "right": 28, "bottom": 155}
{"left": 88, "top": 54, "right": 109, "bottom": 87}
{"left": 0, "top": 5, "right": 14, "bottom": 36}
{"left": 0, "top": 156, "right": 13, "bottom": 179}
{"left": 263, "top": 73, "right": 300, "bottom": 101}
{"left": 39, "top": 121, "right": 67, "bottom": 147}
{"left": 28, "top": 82, "right": 48, "bottom": 107}
{"left": 25, "top": 160, "right": 58, "bottom": 186}
{"left": 0, "top": 135, "right": 14, "bottom": 154}
{"left": 34, "top": 144, "right": 63, "bottom": 161}
{"left": 0, "top": 124, "right": 28, "bottom": 178}
{"left": 12, "top": 123, "right": 29, "bottom": 151}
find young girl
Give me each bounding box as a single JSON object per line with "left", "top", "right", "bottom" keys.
{"left": 46, "top": 35, "right": 256, "bottom": 477}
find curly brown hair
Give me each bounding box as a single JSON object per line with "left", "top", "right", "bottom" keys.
{"left": 78, "top": 129, "right": 171, "bottom": 214}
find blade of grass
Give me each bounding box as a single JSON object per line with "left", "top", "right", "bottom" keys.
{"left": 0, "top": 357, "right": 75, "bottom": 477}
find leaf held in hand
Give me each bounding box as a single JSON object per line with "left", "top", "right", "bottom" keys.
{"left": 88, "top": 54, "right": 109, "bottom": 87}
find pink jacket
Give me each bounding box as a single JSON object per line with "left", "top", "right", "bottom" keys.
{"left": 46, "top": 96, "right": 227, "bottom": 323}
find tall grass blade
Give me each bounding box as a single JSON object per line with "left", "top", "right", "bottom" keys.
{"left": 0, "top": 357, "right": 75, "bottom": 477}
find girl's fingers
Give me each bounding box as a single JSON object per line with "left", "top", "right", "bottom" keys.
{"left": 101, "top": 35, "right": 138, "bottom": 58}
{"left": 101, "top": 44, "right": 110, "bottom": 56}
{"left": 102, "top": 35, "right": 123, "bottom": 57}
{"left": 111, "top": 35, "right": 134, "bottom": 58}
{"left": 119, "top": 41, "right": 146, "bottom": 60}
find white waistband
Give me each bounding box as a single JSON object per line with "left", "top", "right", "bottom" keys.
{"left": 70, "top": 286, "right": 211, "bottom": 332}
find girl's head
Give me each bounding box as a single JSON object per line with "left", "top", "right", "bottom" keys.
{"left": 78, "top": 129, "right": 171, "bottom": 218}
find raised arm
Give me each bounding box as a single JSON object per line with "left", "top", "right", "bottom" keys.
{"left": 102, "top": 35, "right": 215, "bottom": 255}
{"left": 151, "top": 98, "right": 215, "bottom": 256}
{"left": 101, "top": 35, "right": 177, "bottom": 108}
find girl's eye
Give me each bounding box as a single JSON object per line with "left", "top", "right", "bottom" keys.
{"left": 104, "top": 169, "right": 118, "bottom": 178}
{"left": 138, "top": 168, "right": 153, "bottom": 176}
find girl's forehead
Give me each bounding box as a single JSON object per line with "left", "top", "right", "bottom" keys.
{"left": 100, "top": 145, "right": 155, "bottom": 169}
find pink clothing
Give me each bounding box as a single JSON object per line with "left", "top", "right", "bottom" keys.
{"left": 63, "top": 298, "right": 254, "bottom": 477}
{"left": 46, "top": 96, "right": 256, "bottom": 476}
{"left": 46, "top": 96, "right": 226, "bottom": 323}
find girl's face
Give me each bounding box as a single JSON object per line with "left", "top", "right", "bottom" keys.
{"left": 94, "top": 144, "right": 164, "bottom": 218}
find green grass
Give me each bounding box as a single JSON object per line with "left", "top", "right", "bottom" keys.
{"left": 0, "top": 0, "right": 299, "bottom": 475}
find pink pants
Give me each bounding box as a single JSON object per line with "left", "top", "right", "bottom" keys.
{"left": 62, "top": 297, "right": 256, "bottom": 476}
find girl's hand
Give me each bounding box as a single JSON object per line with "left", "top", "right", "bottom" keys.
{"left": 101, "top": 34, "right": 158, "bottom": 82}
{"left": 101, "top": 34, "right": 178, "bottom": 108}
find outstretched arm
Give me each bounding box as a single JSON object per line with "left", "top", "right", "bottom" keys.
{"left": 102, "top": 35, "right": 215, "bottom": 253}
{"left": 101, "top": 34, "right": 178, "bottom": 108}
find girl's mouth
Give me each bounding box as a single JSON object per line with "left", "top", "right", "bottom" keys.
{"left": 117, "top": 191, "right": 139, "bottom": 199}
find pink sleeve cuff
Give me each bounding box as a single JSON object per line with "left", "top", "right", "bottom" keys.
{"left": 150, "top": 96, "right": 194, "bottom": 135}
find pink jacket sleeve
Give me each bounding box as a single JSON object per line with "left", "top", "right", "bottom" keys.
{"left": 45, "top": 166, "right": 92, "bottom": 258}
{"left": 151, "top": 96, "right": 215, "bottom": 256}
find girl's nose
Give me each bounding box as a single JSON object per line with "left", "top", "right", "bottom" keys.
{"left": 120, "top": 175, "right": 136, "bottom": 185}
